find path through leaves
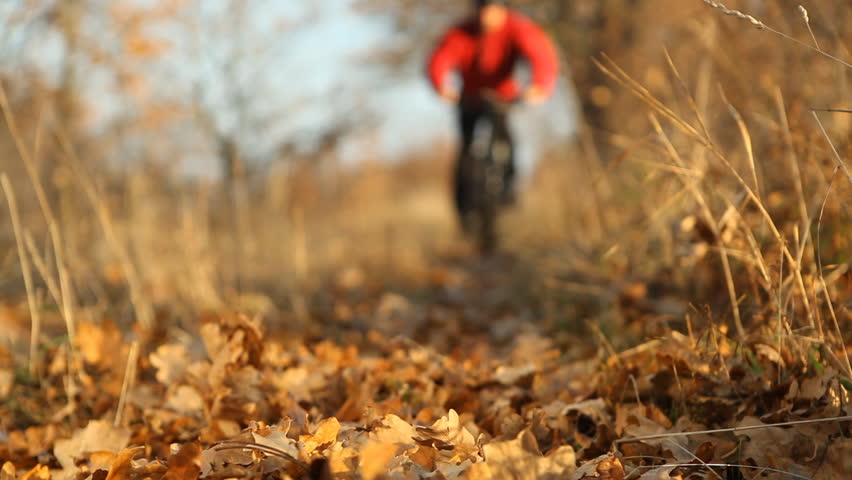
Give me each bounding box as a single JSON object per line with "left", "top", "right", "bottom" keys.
{"left": 1, "top": 258, "right": 850, "bottom": 479}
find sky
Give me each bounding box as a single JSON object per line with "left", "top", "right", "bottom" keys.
{"left": 0, "top": 0, "right": 577, "bottom": 178}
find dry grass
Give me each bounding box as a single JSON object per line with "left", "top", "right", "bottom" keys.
{"left": 0, "top": 0, "right": 847, "bottom": 381}
{"left": 0, "top": 3, "right": 850, "bottom": 478}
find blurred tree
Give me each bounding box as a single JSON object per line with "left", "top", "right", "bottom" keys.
{"left": 0, "top": 0, "right": 368, "bottom": 180}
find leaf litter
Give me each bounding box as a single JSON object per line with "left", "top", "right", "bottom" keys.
{"left": 0, "top": 261, "right": 850, "bottom": 480}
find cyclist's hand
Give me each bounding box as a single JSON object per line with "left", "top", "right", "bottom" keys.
{"left": 439, "top": 88, "right": 460, "bottom": 104}
{"left": 523, "top": 85, "right": 547, "bottom": 106}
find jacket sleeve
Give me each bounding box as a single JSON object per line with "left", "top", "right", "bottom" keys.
{"left": 513, "top": 17, "right": 559, "bottom": 96}
{"left": 427, "top": 28, "right": 463, "bottom": 93}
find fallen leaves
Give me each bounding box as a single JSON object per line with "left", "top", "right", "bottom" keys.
{"left": 52, "top": 420, "right": 130, "bottom": 472}
{"left": 103, "top": 447, "right": 142, "bottom": 480}
{"left": 0, "top": 298, "right": 850, "bottom": 480}
{"left": 162, "top": 442, "right": 200, "bottom": 480}
{"left": 301, "top": 418, "right": 340, "bottom": 456}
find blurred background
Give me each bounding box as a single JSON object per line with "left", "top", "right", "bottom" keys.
{"left": 0, "top": 0, "right": 850, "bottom": 352}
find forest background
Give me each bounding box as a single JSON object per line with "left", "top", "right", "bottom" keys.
{"left": 0, "top": 1, "right": 850, "bottom": 479}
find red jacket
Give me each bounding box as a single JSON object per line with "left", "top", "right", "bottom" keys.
{"left": 427, "top": 11, "right": 559, "bottom": 101}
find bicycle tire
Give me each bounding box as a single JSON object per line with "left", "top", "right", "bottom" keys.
{"left": 470, "top": 118, "right": 505, "bottom": 254}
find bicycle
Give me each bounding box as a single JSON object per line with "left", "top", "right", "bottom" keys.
{"left": 459, "top": 92, "right": 519, "bottom": 254}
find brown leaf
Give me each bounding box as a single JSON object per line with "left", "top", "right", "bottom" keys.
{"left": 165, "top": 385, "right": 205, "bottom": 416}
{"left": 596, "top": 457, "right": 625, "bottom": 480}
{"left": 76, "top": 320, "right": 123, "bottom": 366}
{"left": 1, "top": 462, "right": 15, "bottom": 480}
{"left": 89, "top": 451, "right": 119, "bottom": 471}
{"left": 409, "top": 445, "right": 437, "bottom": 470}
{"left": 369, "top": 415, "right": 417, "bottom": 448}
{"left": 105, "top": 447, "right": 144, "bottom": 480}
{"left": 308, "top": 458, "right": 333, "bottom": 480}
{"left": 693, "top": 441, "right": 715, "bottom": 463}
{"left": 150, "top": 344, "right": 190, "bottom": 385}
{"left": 19, "top": 465, "right": 50, "bottom": 480}
{"left": 414, "top": 410, "right": 477, "bottom": 455}
{"left": 163, "top": 442, "right": 201, "bottom": 480}
{"left": 53, "top": 420, "right": 131, "bottom": 471}
{"left": 358, "top": 441, "right": 397, "bottom": 480}
{"left": 0, "top": 367, "right": 11, "bottom": 398}
{"left": 823, "top": 438, "right": 852, "bottom": 476}
{"left": 301, "top": 417, "right": 341, "bottom": 455}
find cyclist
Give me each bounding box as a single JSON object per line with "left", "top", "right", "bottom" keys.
{"left": 427, "top": 0, "right": 559, "bottom": 231}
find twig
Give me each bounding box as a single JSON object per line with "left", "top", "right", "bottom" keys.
{"left": 211, "top": 441, "right": 308, "bottom": 470}
{"left": 628, "top": 462, "right": 811, "bottom": 480}
{"left": 616, "top": 415, "right": 852, "bottom": 444}
{"left": 811, "top": 107, "right": 852, "bottom": 114}
{"left": 813, "top": 167, "right": 852, "bottom": 380}
{"left": 811, "top": 110, "right": 852, "bottom": 185}
{"left": 664, "top": 440, "right": 723, "bottom": 480}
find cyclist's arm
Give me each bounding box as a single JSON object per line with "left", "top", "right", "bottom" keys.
{"left": 427, "top": 28, "right": 466, "bottom": 101}
{"left": 513, "top": 18, "right": 559, "bottom": 101}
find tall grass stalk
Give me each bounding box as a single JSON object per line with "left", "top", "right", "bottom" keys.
{"left": 1, "top": 175, "right": 42, "bottom": 377}
{"left": 699, "top": 0, "right": 852, "bottom": 69}
{"left": 648, "top": 114, "right": 745, "bottom": 338}
{"left": 0, "top": 84, "right": 79, "bottom": 365}
{"left": 114, "top": 340, "right": 139, "bottom": 427}
{"left": 595, "top": 55, "right": 817, "bottom": 329}
{"left": 54, "top": 127, "right": 154, "bottom": 330}
{"left": 23, "top": 231, "right": 63, "bottom": 308}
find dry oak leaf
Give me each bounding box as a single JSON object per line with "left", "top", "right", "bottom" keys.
{"left": 733, "top": 416, "right": 810, "bottom": 478}
{"left": 76, "top": 320, "right": 124, "bottom": 366}
{"left": 300, "top": 417, "right": 341, "bottom": 456}
{"left": 817, "top": 438, "right": 852, "bottom": 478}
{"left": 409, "top": 445, "right": 438, "bottom": 470}
{"left": 53, "top": 420, "right": 131, "bottom": 471}
{"left": 104, "top": 447, "right": 144, "bottom": 480}
{"left": 493, "top": 362, "right": 537, "bottom": 386}
{"left": 569, "top": 454, "right": 625, "bottom": 480}
{"left": 150, "top": 344, "right": 190, "bottom": 385}
{"left": 163, "top": 442, "right": 201, "bottom": 480}
{"left": 1, "top": 462, "right": 15, "bottom": 480}
{"left": 0, "top": 367, "right": 12, "bottom": 397}
{"left": 369, "top": 415, "right": 418, "bottom": 448}
{"left": 786, "top": 369, "right": 834, "bottom": 402}
{"left": 18, "top": 464, "right": 50, "bottom": 480}
{"left": 481, "top": 429, "right": 576, "bottom": 480}
{"left": 358, "top": 441, "right": 397, "bottom": 480}
{"left": 251, "top": 430, "right": 299, "bottom": 459}
{"left": 414, "top": 410, "right": 476, "bottom": 451}
{"left": 324, "top": 442, "right": 358, "bottom": 476}
{"left": 165, "top": 385, "right": 205, "bottom": 416}
{"left": 435, "top": 458, "right": 474, "bottom": 478}
{"left": 636, "top": 465, "right": 677, "bottom": 480}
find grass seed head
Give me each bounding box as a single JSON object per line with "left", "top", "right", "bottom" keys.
{"left": 700, "top": 0, "right": 766, "bottom": 29}
{"left": 798, "top": 5, "right": 810, "bottom": 23}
